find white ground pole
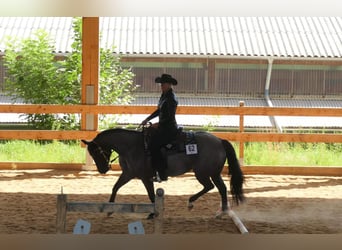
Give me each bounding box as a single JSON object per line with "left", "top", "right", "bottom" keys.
{"left": 228, "top": 209, "right": 249, "bottom": 234}
{"left": 216, "top": 200, "right": 249, "bottom": 234}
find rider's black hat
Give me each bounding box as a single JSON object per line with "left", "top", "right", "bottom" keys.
{"left": 155, "top": 74, "right": 178, "bottom": 85}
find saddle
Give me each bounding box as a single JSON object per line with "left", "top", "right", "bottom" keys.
{"left": 143, "top": 126, "right": 198, "bottom": 156}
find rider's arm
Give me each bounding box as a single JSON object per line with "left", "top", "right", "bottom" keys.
{"left": 141, "top": 109, "right": 159, "bottom": 125}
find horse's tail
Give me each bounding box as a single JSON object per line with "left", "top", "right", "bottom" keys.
{"left": 221, "top": 139, "right": 245, "bottom": 205}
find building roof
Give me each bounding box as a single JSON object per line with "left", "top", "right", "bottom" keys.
{"left": 0, "top": 17, "right": 341, "bottom": 58}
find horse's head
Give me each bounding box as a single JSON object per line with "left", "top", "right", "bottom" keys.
{"left": 82, "top": 139, "right": 111, "bottom": 174}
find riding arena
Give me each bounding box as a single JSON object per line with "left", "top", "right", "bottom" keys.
{"left": 0, "top": 17, "right": 341, "bottom": 236}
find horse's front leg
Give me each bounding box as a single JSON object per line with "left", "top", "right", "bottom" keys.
{"left": 141, "top": 177, "right": 156, "bottom": 219}
{"left": 107, "top": 173, "right": 132, "bottom": 216}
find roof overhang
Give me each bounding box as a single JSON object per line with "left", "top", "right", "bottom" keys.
{"left": 116, "top": 53, "right": 342, "bottom": 62}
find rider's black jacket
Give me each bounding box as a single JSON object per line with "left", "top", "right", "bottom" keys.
{"left": 145, "top": 88, "right": 178, "bottom": 135}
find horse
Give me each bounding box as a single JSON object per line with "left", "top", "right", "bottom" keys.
{"left": 81, "top": 127, "right": 245, "bottom": 218}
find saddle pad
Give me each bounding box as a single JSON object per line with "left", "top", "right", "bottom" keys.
{"left": 163, "top": 131, "right": 198, "bottom": 155}
{"left": 184, "top": 131, "right": 198, "bottom": 155}
{"left": 185, "top": 143, "right": 198, "bottom": 155}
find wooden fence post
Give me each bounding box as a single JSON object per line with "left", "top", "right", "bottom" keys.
{"left": 56, "top": 194, "right": 67, "bottom": 233}
{"left": 154, "top": 188, "right": 164, "bottom": 234}
{"left": 239, "top": 101, "right": 245, "bottom": 166}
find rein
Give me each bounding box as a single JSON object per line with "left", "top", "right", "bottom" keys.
{"left": 92, "top": 141, "right": 118, "bottom": 170}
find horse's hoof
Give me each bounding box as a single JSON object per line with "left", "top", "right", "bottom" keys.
{"left": 107, "top": 212, "right": 113, "bottom": 217}
{"left": 215, "top": 211, "right": 223, "bottom": 219}
{"left": 188, "top": 202, "right": 194, "bottom": 210}
{"left": 215, "top": 209, "right": 228, "bottom": 219}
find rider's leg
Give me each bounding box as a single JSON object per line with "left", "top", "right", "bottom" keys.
{"left": 151, "top": 147, "right": 167, "bottom": 181}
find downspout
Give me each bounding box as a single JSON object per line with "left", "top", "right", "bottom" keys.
{"left": 265, "top": 58, "right": 283, "bottom": 133}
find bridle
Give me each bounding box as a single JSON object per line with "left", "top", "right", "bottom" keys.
{"left": 91, "top": 141, "right": 118, "bottom": 171}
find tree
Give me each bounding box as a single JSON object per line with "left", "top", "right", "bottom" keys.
{"left": 68, "top": 18, "right": 137, "bottom": 127}
{"left": 4, "top": 30, "right": 77, "bottom": 130}
{"left": 4, "top": 17, "right": 136, "bottom": 130}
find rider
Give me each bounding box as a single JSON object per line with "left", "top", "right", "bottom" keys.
{"left": 140, "top": 74, "right": 178, "bottom": 182}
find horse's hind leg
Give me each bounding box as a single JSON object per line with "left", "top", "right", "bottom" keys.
{"left": 188, "top": 175, "right": 214, "bottom": 210}
{"left": 211, "top": 174, "right": 228, "bottom": 212}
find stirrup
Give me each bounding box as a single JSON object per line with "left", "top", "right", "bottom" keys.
{"left": 152, "top": 172, "right": 161, "bottom": 183}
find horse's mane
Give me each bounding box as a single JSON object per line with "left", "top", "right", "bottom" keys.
{"left": 97, "top": 128, "right": 141, "bottom": 138}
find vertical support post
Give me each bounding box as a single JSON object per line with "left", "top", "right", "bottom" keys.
{"left": 56, "top": 194, "right": 67, "bottom": 233}
{"left": 239, "top": 101, "right": 245, "bottom": 166}
{"left": 81, "top": 17, "right": 99, "bottom": 130}
{"left": 81, "top": 17, "right": 99, "bottom": 169}
{"left": 207, "top": 58, "right": 216, "bottom": 92}
{"left": 154, "top": 188, "right": 164, "bottom": 234}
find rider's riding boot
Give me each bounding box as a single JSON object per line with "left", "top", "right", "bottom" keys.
{"left": 156, "top": 158, "right": 168, "bottom": 181}
{"left": 151, "top": 150, "right": 168, "bottom": 182}
{"left": 157, "top": 169, "right": 168, "bottom": 181}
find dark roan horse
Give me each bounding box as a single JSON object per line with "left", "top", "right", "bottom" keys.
{"left": 82, "top": 128, "right": 245, "bottom": 218}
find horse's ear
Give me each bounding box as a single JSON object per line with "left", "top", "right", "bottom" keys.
{"left": 81, "top": 139, "right": 90, "bottom": 145}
